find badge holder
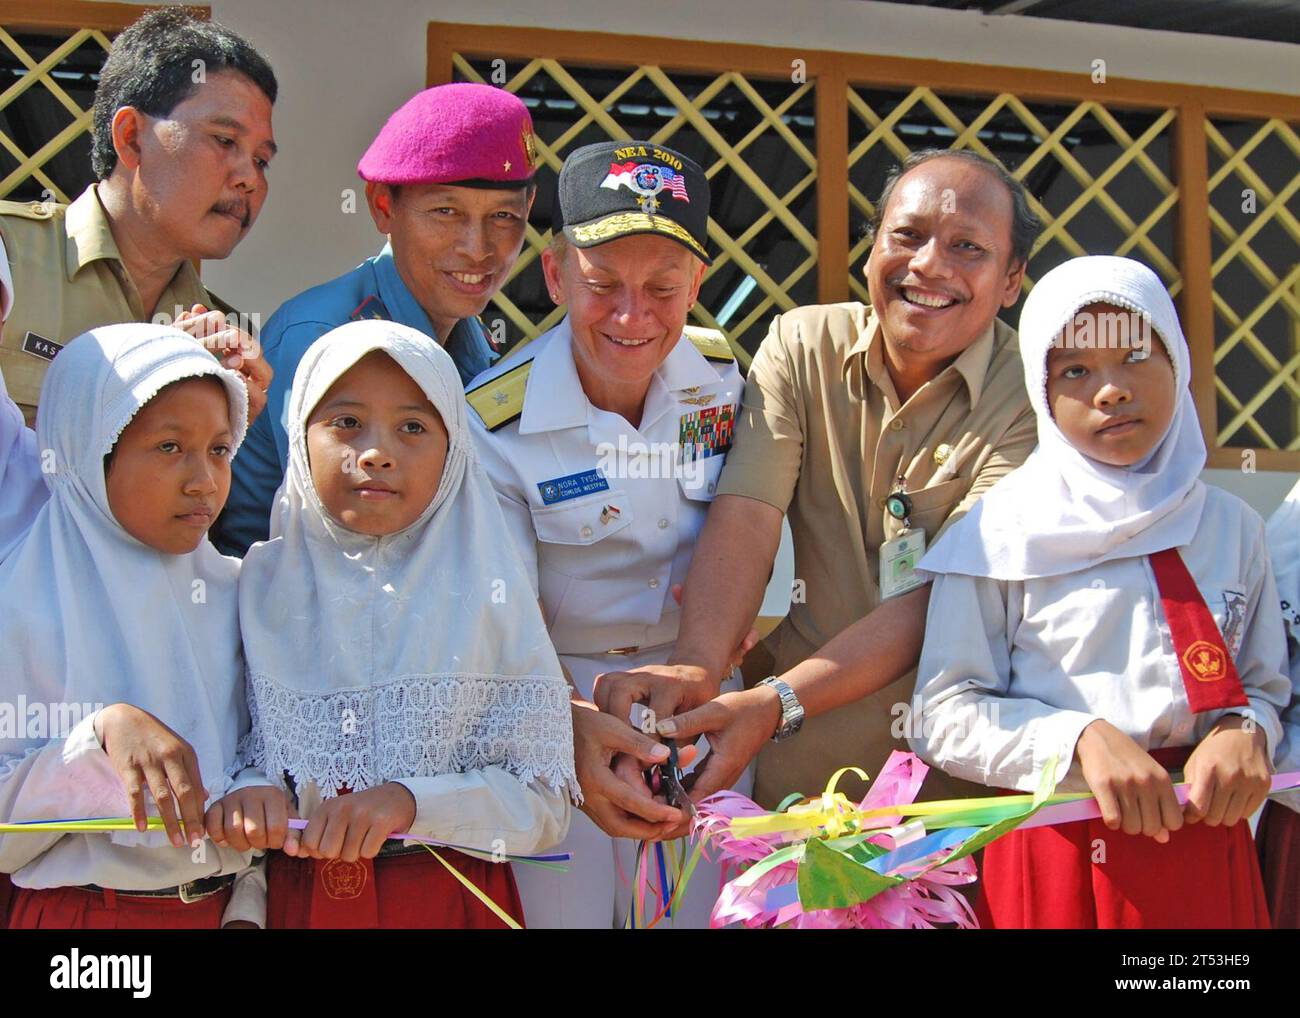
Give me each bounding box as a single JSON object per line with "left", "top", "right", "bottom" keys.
{"left": 879, "top": 479, "right": 926, "bottom": 601}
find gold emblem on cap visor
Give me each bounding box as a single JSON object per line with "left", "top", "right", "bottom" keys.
{"left": 569, "top": 212, "right": 708, "bottom": 261}
{"left": 521, "top": 126, "right": 538, "bottom": 170}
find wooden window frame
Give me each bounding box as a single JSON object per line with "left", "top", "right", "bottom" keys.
{"left": 429, "top": 21, "right": 1300, "bottom": 471}
{"left": 0, "top": 2, "right": 207, "bottom": 33}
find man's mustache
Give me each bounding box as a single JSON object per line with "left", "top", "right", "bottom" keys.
{"left": 212, "top": 198, "right": 251, "bottom": 229}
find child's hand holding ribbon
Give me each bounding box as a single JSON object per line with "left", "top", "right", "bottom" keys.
{"left": 206, "top": 785, "right": 297, "bottom": 852}
{"left": 1075, "top": 719, "right": 1184, "bottom": 843}
{"left": 1182, "top": 713, "right": 1272, "bottom": 827}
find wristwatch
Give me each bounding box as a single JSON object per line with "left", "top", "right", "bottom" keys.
{"left": 758, "top": 676, "right": 805, "bottom": 742}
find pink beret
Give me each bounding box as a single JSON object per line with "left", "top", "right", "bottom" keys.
{"left": 357, "top": 82, "right": 538, "bottom": 186}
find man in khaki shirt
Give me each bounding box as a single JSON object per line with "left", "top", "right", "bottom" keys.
{"left": 596, "top": 149, "right": 1042, "bottom": 810}
{"left": 0, "top": 9, "right": 276, "bottom": 426}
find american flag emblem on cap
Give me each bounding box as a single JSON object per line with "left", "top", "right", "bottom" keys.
{"left": 600, "top": 161, "right": 690, "bottom": 213}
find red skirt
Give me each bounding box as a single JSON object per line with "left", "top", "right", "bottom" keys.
{"left": 1255, "top": 800, "right": 1300, "bottom": 929}
{"left": 976, "top": 815, "right": 1270, "bottom": 929}
{"left": 7, "top": 884, "right": 230, "bottom": 929}
{"left": 266, "top": 849, "right": 523, "bottom": 929}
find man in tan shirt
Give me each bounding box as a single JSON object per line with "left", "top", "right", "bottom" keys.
{"left": 0, "top": 9, "right": 275, "bottom": 425}
{"left": 596, "top": 149, "right": 1042, "bottom": 809}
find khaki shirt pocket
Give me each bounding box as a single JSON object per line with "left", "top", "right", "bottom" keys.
{"left": 895, "top": 477, "right": 967, "bottom": 534}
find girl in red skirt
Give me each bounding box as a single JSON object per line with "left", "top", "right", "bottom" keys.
{"left": 1259, "top": 480, "right": 1300, "bottom": 928}
{"left": 0, "top": 324, "right": 266, "bottom": 929}
{"left": 911, "top": 257, "right": 1291, "bottom": 929}
{"left": 211, "top": 321, "right": 576, "bottom": 928}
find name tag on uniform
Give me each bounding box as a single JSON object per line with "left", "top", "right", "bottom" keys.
{"left": 21, "top": 332, "right": 63, "bottom": 362}
{"left": 880, "top": 529, "right": 926, "bottom": 601}
{"left": 537, "top": 469, "right": 609, "bottom": 506}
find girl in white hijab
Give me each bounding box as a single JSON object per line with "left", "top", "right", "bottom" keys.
{"left": 910, "top": 256, "right": 1290, "bottom": 928}
{"left": 228, "top": 320, "right": 575, "bottom": 928}
{"left": 1259, "top": 479, "right": 1300, "bottom": 926}
{"left": 0, "top": 323, "right": 267, "bottom": 929}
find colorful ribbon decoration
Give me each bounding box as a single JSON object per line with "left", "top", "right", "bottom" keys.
{"left": 0, "top": 816, "right": 571, "bottom": 866}
{"left": 0, "top": 816, "right": 570, "bottom": 930}
{"left": 688, "top": 752, "right": 1300, "bottom": 930}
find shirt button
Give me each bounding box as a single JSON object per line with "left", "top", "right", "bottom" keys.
{"left": 580, "top": 525, "right": 593, "bottom": 538}
{"left": 657, "top": 518, "right": 669, "bottom": 529}
{"left": 890, "top": 419, "right": 905, "bottom": 431}
{"left": 648, "top": 578, "right": 660, "bottom": 589}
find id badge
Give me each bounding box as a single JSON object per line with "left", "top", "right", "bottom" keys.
{"left": 879, "top": 528, "right": 926, "bottom": 600}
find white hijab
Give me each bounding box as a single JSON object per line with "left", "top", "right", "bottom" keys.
{"left": 0, "top": 368, "right": 45, "bottom": 562}
{"left": 919, "top": 255, "right": 1206, "bottom": 580}
{"left": 238, "top": 321, "right": 576, "bottom": 800}
{"left": 1269, "top": 479, "right": 1300, "bottom": 657}
{"left": 0, "top": 324, "right": 249, "bottom": 800}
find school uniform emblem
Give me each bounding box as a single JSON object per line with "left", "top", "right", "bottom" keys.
{"left": 600, "top": 161, "right": 690, "bottom": 214}
{"left": 1219, "top": 589, "right": 1247, "bottom": 658}
{"left": 320, "top": 858, "right": 368, "bottom": 899}
{"left": 1182, "top": 639, "right": 1228, "bottom": 682}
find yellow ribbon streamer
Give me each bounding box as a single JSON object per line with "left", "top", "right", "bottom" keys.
{"left": 422, "top": 845, "right": 522, "bottom": 930}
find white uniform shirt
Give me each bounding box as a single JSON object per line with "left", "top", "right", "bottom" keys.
{"left": 1267, "top": 478, "right": 1300, "bottom": 812}
{"left": 0, "top": 711, "right": 268, "bottom": 925}
{"left": 287, "top": 773, "right": 569, "bottom": 857}
{"left": 469, "top": 319, "right": 743, "bottom": 661}
{"left": 910, "top": 486, "right": 1291, "bottom": 794}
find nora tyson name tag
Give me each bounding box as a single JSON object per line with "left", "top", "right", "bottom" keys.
{"left": 537, "top": 468, "right": 610, "bottom": 506}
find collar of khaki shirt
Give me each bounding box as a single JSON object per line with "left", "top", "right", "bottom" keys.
{"left": 844, "top": 307, "right": 997, "bottom": 411}
{"left": 519, "top": 317, "right": 721, "bottom": 435}
{"left": 63, "top": 184, "right": 203, "bottom": 301}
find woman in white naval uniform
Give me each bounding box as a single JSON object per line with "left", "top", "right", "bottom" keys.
{"left": 467, "top": 141, "right": 752, "bottom": 928}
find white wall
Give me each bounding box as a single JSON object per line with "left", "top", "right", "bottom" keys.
{"left": 1206, "top": 469, "right": 1296, "bottom": 520}
{"left": 92, "top": 0, "right": 1300, "bottom": 503}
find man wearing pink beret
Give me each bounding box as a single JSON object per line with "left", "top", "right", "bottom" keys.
{"left": 216, "top": 82, "right": 537, "bottom": 554}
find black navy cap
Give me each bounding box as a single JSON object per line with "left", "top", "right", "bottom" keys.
{"left": 555, "top": 140, "right": 711, "bottom": 264}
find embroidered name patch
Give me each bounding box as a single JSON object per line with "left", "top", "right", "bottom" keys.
{"left": 21, "top": 332, "right": 63, "bottom": 362}
{"left": 537, "top": 468, "right": 610, "bottom": 506}
{"left": 679, "top": 404, "right": 734, "bottom": 461}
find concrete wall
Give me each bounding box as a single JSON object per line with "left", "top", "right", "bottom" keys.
{"left": 91, "top": 0, "right": 1300, "bottom": 513}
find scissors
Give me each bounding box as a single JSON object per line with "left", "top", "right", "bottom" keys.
{"left": 646, "top": 738, "right": 697, "bottom": 818}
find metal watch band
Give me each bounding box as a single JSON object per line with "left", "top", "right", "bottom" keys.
{"left": 759, "top": 675, "right": 805, "bottom": 742}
